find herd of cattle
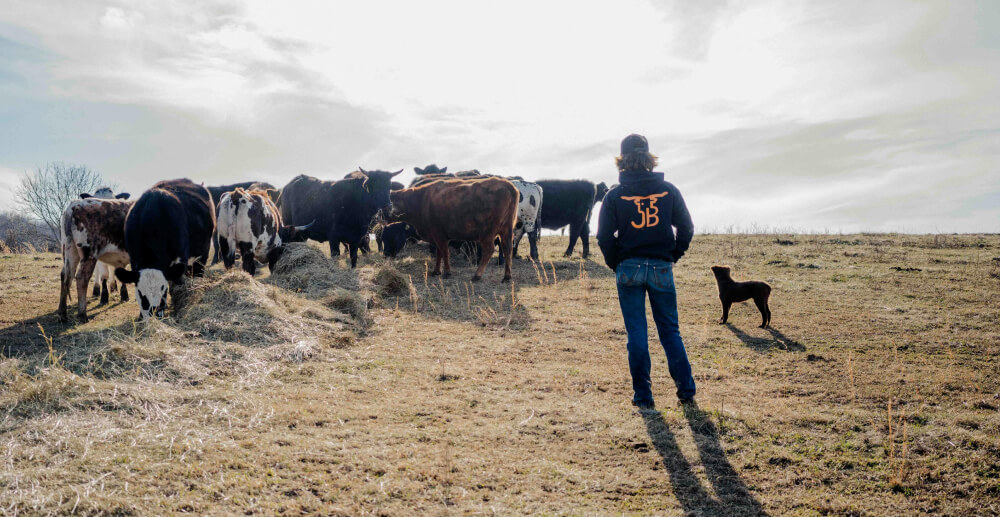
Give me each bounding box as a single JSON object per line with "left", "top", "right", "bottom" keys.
{"left": 57, "top": 166, "right": 609, "bottom": 321}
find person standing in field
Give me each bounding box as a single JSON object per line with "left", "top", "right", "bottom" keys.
{"left": 597, "top": 134, "right": 696, "bottom": 411}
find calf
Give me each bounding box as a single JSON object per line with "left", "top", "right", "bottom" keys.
{"left": 536, "top": 179, "right": 609, "bottom": 258}
{"left": 389, "top": 177, "right": 518, "bottom": 282}
{"left": 79, "top": 188, "right": 132, "bottom": 305}
{"left": 216, "top": 187, "right": 312, "bottom": 275}
{"left": 57, "top": 197, "right": 132, "bottom": 322}
{"left": 508, "top": 179, "right": 543, "bottom": 262}
{"left": 380, "top": 222, "right": 421, "bottom": 257}
{"left": 115, "top": 179, "right": 216, "bottom": 319}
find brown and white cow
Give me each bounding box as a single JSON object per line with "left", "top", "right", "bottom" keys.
{"left": 388, "top": 177, "right": 518, "bottom": 282}
{"left": 58, "top": 197, "right": 132, "bottom": 322}
{"left": 216, "top": 188, "right": 313, "bottom": 275}
{"left": 80, "top": 187, "right": 131, "bottom": 305}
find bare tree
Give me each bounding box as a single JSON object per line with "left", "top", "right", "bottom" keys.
{"left": 0, "top": 211, "right": 53, "bottom": 252}
{"left": 15, "top": 163, "right": 111, "bottom": 243}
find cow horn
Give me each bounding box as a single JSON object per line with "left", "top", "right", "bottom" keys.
{"left": 358, "top": 167, "right": 367, "bottom": 174}
{"left": 390, "top": 169, "right": 403, "bottom": 177}
{"left": 295, "top": 219, "right": 316, "bottom": 231}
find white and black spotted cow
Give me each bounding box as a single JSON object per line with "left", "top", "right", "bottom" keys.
{"left": 216, "top": 187, "right": 313, "bottom": 276}
{"left": 508, "top": 178, "right": 544, "bottom": 262}
{"left": 79, "top": 187, "right": 131, "bottom": 305}
{"left": 58, "top": 196, "right": 132, "bottom": 322}
{"left": 114, "top": 179, "right": 216, "bottom": 319}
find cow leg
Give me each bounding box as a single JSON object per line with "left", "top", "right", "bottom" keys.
{"left": 495, "top": 237, "right": 504, "bottom": 266}
{"left": 238, "top": 242, "right": 256, "bottom": 276}
{"left": 564, "top": 222, "right": 582, "bottom": 257}
{"left": 75, "top": 258, "right": 97, "bottom": 322}
{"left": 429, "top": 237, "right": 443, "bottom": 276}
{"left": 349, "top": 243, "right": 359, "bottom": 269}
{"left": 581, "top": 219, "right": 592, "bottom": 258}
{"left": 472, "top": 237, "right": 494, "bottom": 282}
{"left": 211, "top": 231, "right": 221, "bottom": 265}
{"left": 92, "top": 274, "right": 101, "bottom": 297}
{"left": 99, "top": 278, "right": 110, "bottom": 306}
{"left": 358, "top": 236, "right": 370, "bottom": 255}
{"left": 528, "top": 226, "right": 540, "bottom": 261}
{"left": 329, "top": 240, "right": 340, "bottom": 257}
{"left": 220, "top": 239, "right": 234, "bottom": 270}
{"left": 120, "top": 282, "right": 129, "bottom": 302}
{"left": 499, "top": 226, "right": 513, "bottom": 283}
{"left": 58, "top": 246, "right": 80, "bottom": 322}
{"left": 512, "top": 225, "right": 525, "bottom": 260}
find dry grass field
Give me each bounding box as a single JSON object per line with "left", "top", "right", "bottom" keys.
{"left": 1, "top": 233, "right": 999, "bottom": 516}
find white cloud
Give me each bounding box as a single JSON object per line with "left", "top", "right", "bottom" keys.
{"left": 0, "top": 0, "right": 997, "bottom": 231}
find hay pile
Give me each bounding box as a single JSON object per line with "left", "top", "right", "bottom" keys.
{"left": 266, "top": 242, "right": 377, "bottom": 324}
{"left": 176, "top": 270, "right": 350, "bottom": 347}
{"left": 267, "top": 243, "right": 360, "bottom": 295}
{"left": 373, "top": 263, "right": 410, "bottom": 296}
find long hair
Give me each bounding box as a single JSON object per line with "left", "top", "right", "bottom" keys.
{"left": 615, "top": 151, "right": 658, "bottom": 172}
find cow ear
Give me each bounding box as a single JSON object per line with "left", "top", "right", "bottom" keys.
{"left": 115, "top": 192, "right": 130, "bottom": 200}
{"left": 80, "top": 193, "right": 92, "bottom": 199}
{"left": 414, "top": 167, "right": 423, "bottom": 175}
{"left": 115, "top": 268, "right": 139, "bottom": 284}
{"left": 166, "top": 263, "right": 187, "bottom": 282}
{"left": 439, "top": 167, "right": 447, "bottom": 174}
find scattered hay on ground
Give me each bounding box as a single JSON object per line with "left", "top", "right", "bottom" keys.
{"left": 175, "top": 270, "right": 350, "bottom": 347}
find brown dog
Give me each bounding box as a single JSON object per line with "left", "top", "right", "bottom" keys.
{"left": 711, "top": 265, "right": 772, "bottom": 328}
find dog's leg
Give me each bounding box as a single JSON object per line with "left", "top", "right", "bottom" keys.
{"left": 754, "top": 296, "right": 769, "bottom": 328}
{"left": 719, "top": 300, "right": 731, "bottom": 324}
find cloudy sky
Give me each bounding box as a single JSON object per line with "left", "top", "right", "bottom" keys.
{"left": 1, "top": 0, "right": 997, "bottom": 233}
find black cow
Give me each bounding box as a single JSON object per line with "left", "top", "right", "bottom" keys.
{"left": 278, "top": 169, "right": 401, "bottom": 268}
{"left": 536, "top": 180, "right": 609, "bottom": 258}
{"left": 374, "top": 181, "right": 406, "bottom": 254}
{"left": 207, "top": 181, "right": 277, "bottom": 264}
{"left": 414, "top": 164, "right": 447, "bottom": 175}
{"left": 115, "top": 179, "right": 216, "bottom": 319}
{"left": 380, "top": 222, "right": 421, "bottom": 257}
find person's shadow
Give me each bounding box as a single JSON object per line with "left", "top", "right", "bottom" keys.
{"left": 726, "top": 325, "right": 805, "bottom": 352}
{"left": 642, "top": 403, "right": 768, "bottom": 516}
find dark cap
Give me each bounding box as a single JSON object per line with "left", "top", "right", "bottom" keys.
{"left": 620, "top": 134, "right": 649, "bottom": 155}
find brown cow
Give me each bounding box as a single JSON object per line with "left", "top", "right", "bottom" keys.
{"left": 389, "top": 177, "right": 518, "bottom": 282}
{"left": 58, "top": 197, "right": 132, "bottom": 322}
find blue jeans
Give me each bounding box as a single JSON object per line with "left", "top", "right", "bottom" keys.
{"left": 616, "top": 257, "right": 696, "bottom": 405}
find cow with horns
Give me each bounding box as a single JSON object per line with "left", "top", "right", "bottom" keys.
{"left": 114, "top": 179, "right": 216, "bottom": 319}
{"left": 216, "top": 187, "right": 313, "bottom": 275}
{"left": 277, "top": 168, "right": 402, "bottom": 268}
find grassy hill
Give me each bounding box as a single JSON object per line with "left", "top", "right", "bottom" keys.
{"left": 1, "top": 234, "right": 998, "bottom": 515}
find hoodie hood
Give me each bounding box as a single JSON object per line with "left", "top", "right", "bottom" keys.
{"left": 619, "top": 170, "right": 664, "bottom": 185}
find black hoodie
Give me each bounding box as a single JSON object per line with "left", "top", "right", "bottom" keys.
{"left": 596, "top": 170, "right": 693, "bottom": 271}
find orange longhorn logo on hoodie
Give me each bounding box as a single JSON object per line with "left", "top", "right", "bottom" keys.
{"left": 621, "top": 191, "right": 669, "bottom": 229}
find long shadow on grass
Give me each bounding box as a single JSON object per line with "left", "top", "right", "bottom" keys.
{"left": 643, "top": 405, "right": 768, "bottom": 516}
{"left": 383, "top": 242, "right": 612, "bottom": 329}
{"left": 726, "top": 325, "right": 805, "bottom": 352}
{"left": 0, "top": 299, "right": 130, "bottom": 358}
